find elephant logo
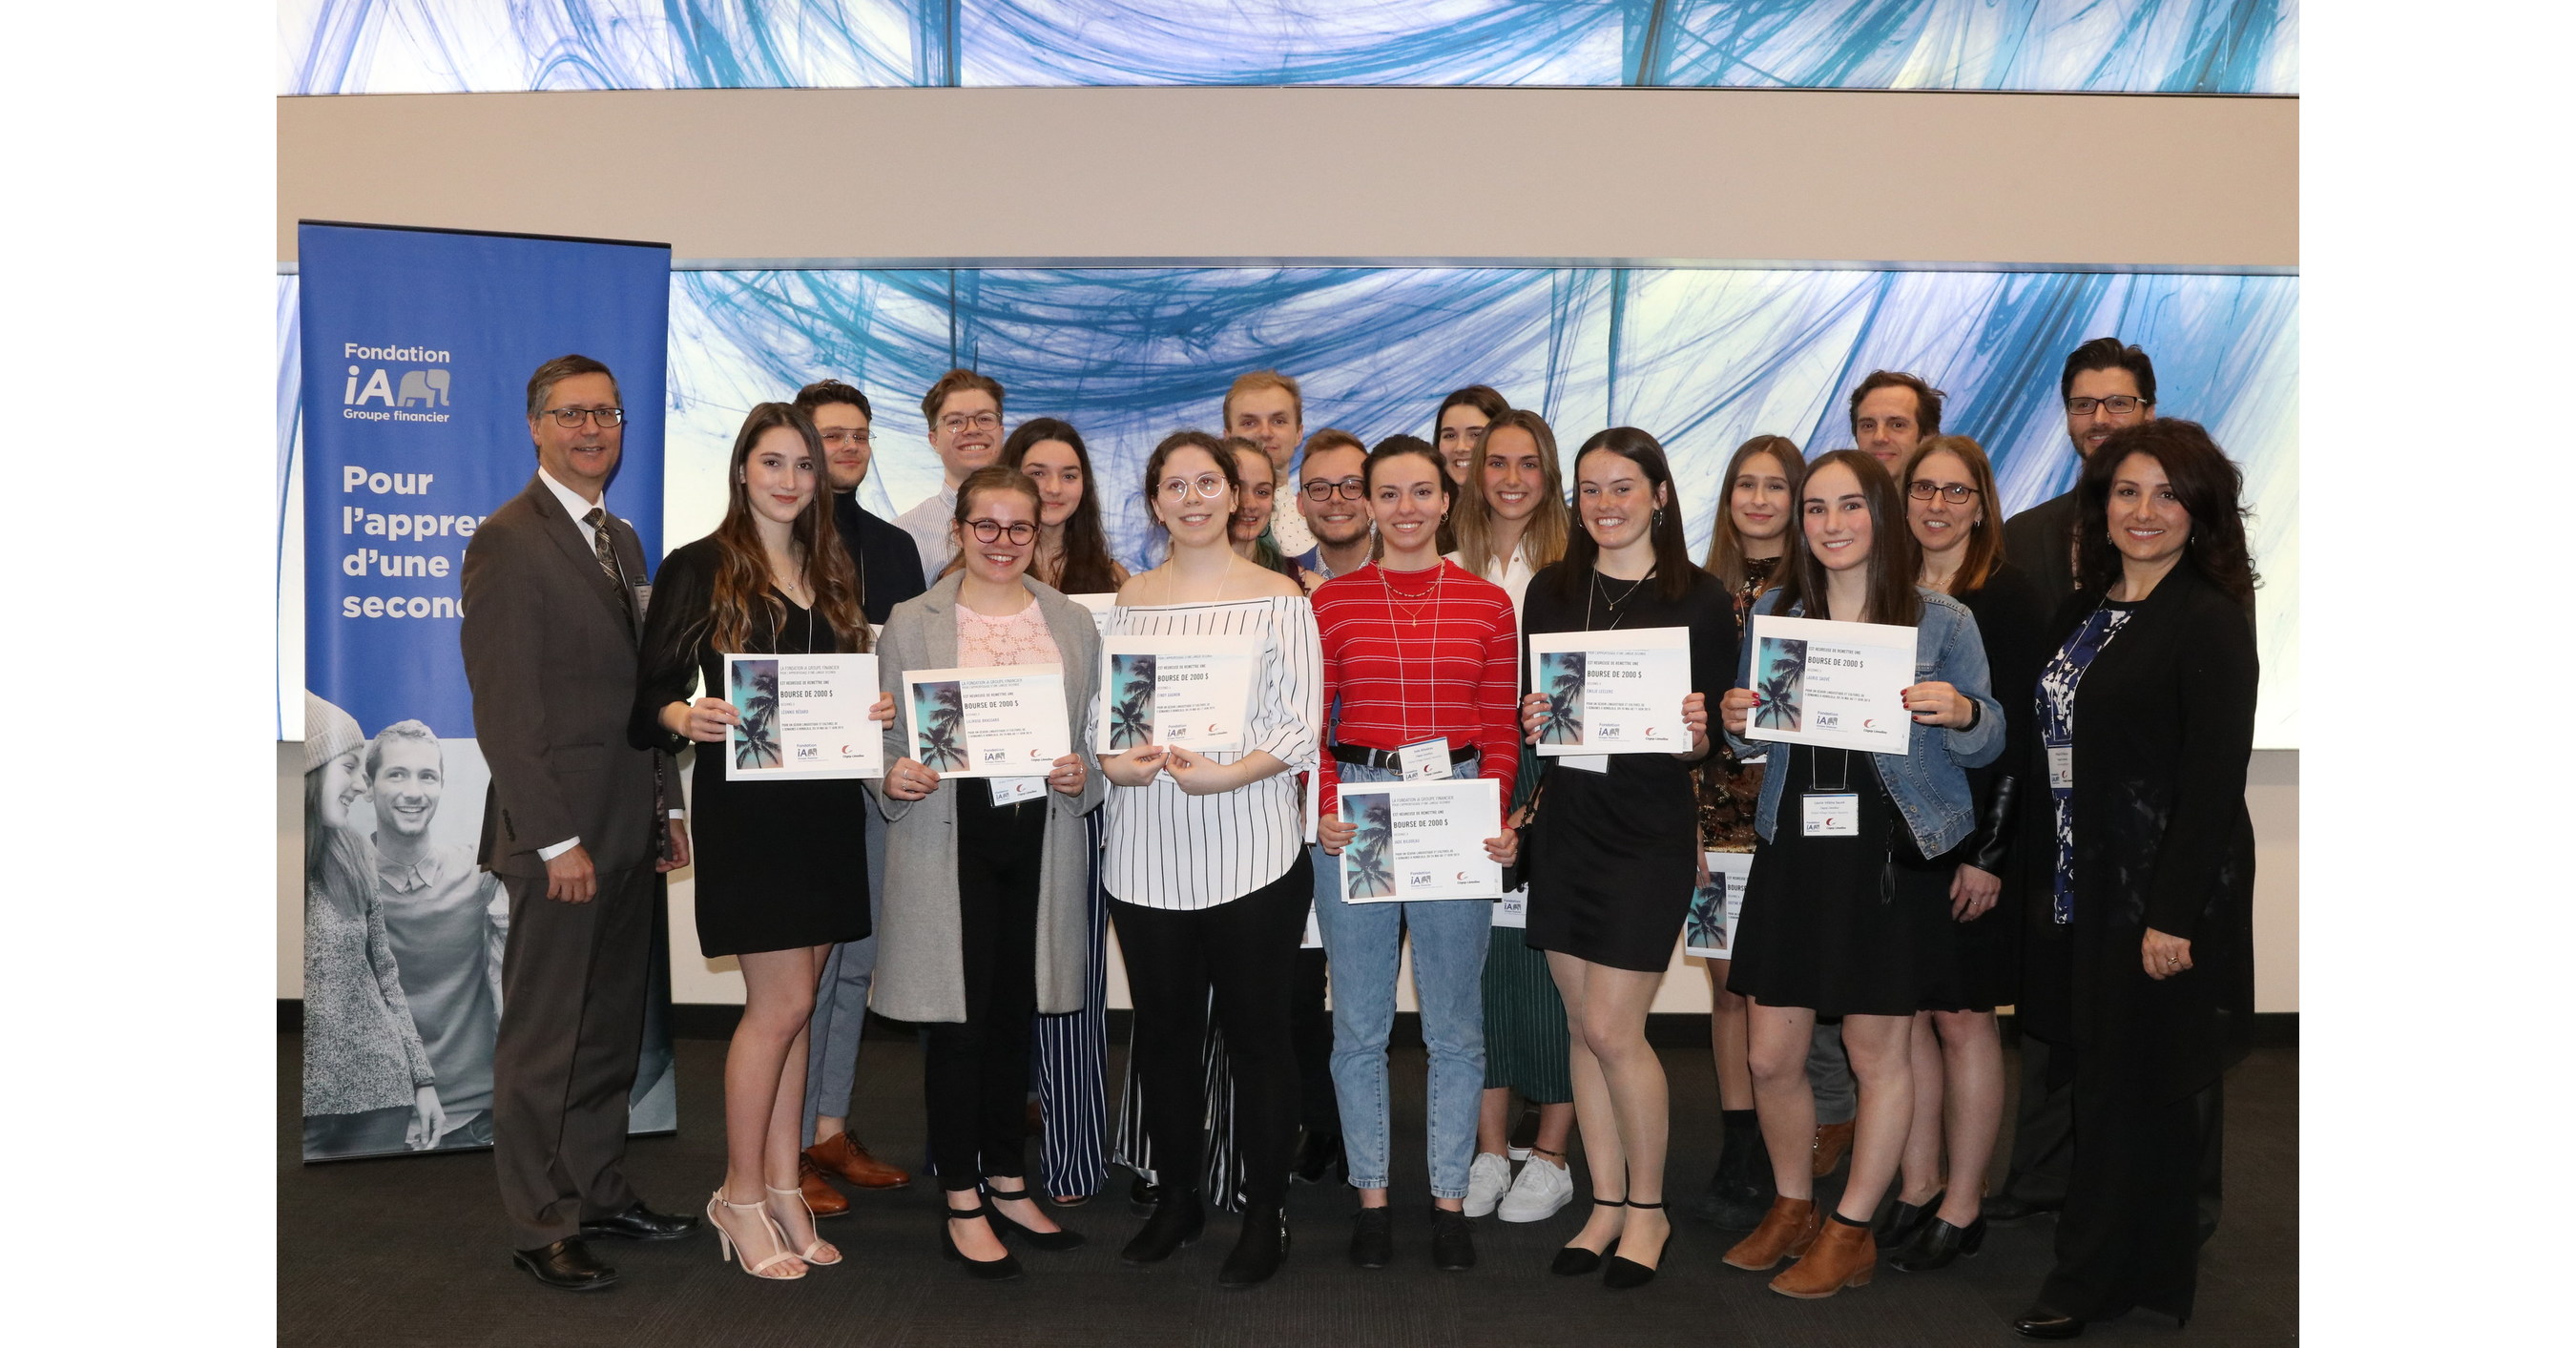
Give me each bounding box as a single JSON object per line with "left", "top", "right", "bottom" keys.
{"left": 396, "top": 368, "right": 451, "bottom": 407}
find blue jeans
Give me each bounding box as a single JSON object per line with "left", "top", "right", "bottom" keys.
{"left": 1312, "top": 759, "right": 1492, "bottom": 1199}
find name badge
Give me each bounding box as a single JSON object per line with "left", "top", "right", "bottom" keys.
{"left": 632, "top": 583, "right": 652, "bottom": 618}
{"left": 2046, "top": 744, "right": 2073, "bottom": 792}
{"left": 1492, "top": 886, "right": 1528, "bottom": 929}
{"left": 1398, "top": 737, "right": 1453, "bottom": 781}
{"left": 988, "top": 776, "right": 1046, "bottom": 806}
{"left": 1557, "top": 754, "right": 1610, "bottom": 775}
{"left": 1803, "top": 793, "right": 1859, "bottom": 838}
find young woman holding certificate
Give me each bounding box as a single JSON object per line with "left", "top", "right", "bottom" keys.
{"left": 872, "top": 466, "right": 1103, "bottom": 1279}
{"left": 1714, "top": 449, "right": 2003, "bottom": 1300}
{"left": 2009, "top": 422, "right": 2256, "bottom": 1341}
{"left": 1516, "top": 428, "right": 1736, "bottom": 1290}
{"left": 635, "top": 403, "right": 886, "bottom": 1281}
{"left": 1311, "top": 436, "right": 1523, "bottom": 1272}
{"left": 1101, "top": 430, "right": 1322, "bottom": 1289}
{"left": 1881, "top": 436, "right": 2048, "bottom": 1271}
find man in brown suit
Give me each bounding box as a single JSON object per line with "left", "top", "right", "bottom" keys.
{"left": 461, "top": 354, "right": 697, "bottom": 1290}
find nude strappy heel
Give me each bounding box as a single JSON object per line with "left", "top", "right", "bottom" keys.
{"left": 765, "top": 1184, "right": 842, "bottom": 1265}
{"left": 707, "top": 1191, "right": 805, "bottom": 1280}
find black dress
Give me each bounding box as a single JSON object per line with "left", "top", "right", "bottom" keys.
{"left": 1919, "top": 560, "right": 2048, "bottom": 1012}
{"left": 634, "top": 537, "right": 871, "bottom": 958}
{"left": 1726, "top": 744, "right": 1953, "bottom": 1017}
{"left": 1521, "top": 564, "right": 1737, "bottom": 973}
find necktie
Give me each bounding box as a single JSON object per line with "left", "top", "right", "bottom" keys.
{"left": 583, "top": 507, "right": 621, "bottom": 585}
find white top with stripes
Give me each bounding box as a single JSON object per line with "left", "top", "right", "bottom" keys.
{"left": 1100, "top": 595, "right": 1322, "bottom": 910}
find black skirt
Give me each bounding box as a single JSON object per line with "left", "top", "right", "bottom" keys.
{"left": 1525, "top": 757, "right": 1695, "bottom": 973}
{"left": 688, "top": 749, "right": 872, "bottom": 958}
{"left": 1726, "top": 744, "right": 1948, "bottom": 1017}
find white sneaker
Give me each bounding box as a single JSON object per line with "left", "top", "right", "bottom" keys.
{"left": 1463, "top": 1152, "right": 1513, "bottom": 1218}
{"left": 1496, "top": 1153, "right": 1573, "bottom": 1222}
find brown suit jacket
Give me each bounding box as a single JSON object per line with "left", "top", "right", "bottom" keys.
{"left": 460, "top": 473, "right": 665, "bottom": 879}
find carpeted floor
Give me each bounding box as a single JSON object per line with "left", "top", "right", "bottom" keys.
{"left": 280, "top": 1026, "right": 2296, "bottom": 1346}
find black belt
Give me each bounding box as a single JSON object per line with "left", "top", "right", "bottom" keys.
{"left": 1330, "top": 741, "right": 1478, "bottom": 772}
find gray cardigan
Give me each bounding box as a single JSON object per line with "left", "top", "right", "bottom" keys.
{"left": 865, "top": 572, "right": 1105, "bottom": 1022}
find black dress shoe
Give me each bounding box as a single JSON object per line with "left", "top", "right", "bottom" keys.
{"left": 511, "top": 1237, "right": 619, "bottom": 1291}
{"left": 1601, "top": 1200, "right": 1668, "bottom": 1291}
{"left": 1217, "top": 1204, "right": 1290, "bottom": 1288}
{"left": 1872, "top": 1191, "right": 1940, "bottom": 1248}
{"left": 1983, "top": 1192, "right": 2063, "bottom": 1227}
{"left": 1129, "top": 1175, "right": 1162, "bottom": 1215}
{"left": 1891, "top": 1215, "right": 1985, "bottom": 1272}
{"left": 983, "top": 1187, "right": 1086, "bottom": 1251}
{"left": 1349, "top": 1207, "right": 1394, "bottom": 1269}
{"left": 1289, "top": 1129, "right": 1344, "bottom": 1185}
{"left": 1429, "top": 1207, "right": 1476, "bottom": 1272}
{"left": 580, "top": 1201, "right": 700, "bottom": 1242}
{"left": 1120, "top": 1189, "right": 1204, "bottom": 1265}
{"left": 2012, "top": 1306, "right": 2085, "bottom": 1339}
{"left": 1550, "top": 1197, "right": 1625, "bottom": 1275}
{"left": 940, "top": 1209, "right": 1024, "bottom": 1281}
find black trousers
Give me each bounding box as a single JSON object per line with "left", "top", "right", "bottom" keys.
{"left": 2009, "top": 1027, "right": 2223, "bottom": 1240}
{"left": 1110, "top": 853, "right": 1313, "bottom": 1212}
{"left": 924, "top": 797, "right": 1048, "bottom": 1192}
{"left": 492, "top": 862, "right": 655, "bottom": 1248}
{"left": 2040, "top": 1051, "right": 2225, "bottom": 1321}
{"left": 1291, "top": 947, "right": 1339, "bottom": 1132}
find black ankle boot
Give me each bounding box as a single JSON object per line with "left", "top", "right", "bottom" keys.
{"left": 1217, "top": 1203, "right": 1290, "bottom": 1288}
{"left": 1696, "top": 1110, "right": 1776, "bottom": 1231}
{"left": 1119, "top": 1189, "right": 1204, "bottom": 1265}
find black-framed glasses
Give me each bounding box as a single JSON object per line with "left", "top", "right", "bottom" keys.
{"left": 543, "top": 406, "right": 625, "bottom": 428}
{"left": 1300, "top": 478, "right": 1366, "bottom": 502}
{"left": 2065, "top": 395, "right": 2148, "bottom": 416}
{"left": 819, "top": 428, "right": 874, "bottom": 446}
{"left": 1907, "top": 481, "right": 1982, "bottom": 505}
{"left": 963, "top": 518, "right": 1037, "bottom": 545}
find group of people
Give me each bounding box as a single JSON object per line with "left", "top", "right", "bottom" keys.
{"left": 442, "top": 337, "right": 2258, "bottom": 1339}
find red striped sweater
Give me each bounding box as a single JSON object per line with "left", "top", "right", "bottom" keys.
{"left": 1312, "top": 560, "right": 1521, "bottom": 819}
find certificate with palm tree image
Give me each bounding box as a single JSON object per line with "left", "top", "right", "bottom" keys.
{"left": 722, "top": 653, "right": 883, "bottom": 780}
{"left": 1527, "top": 627, "right": 1692, "bottom": 757}
{"left": 1742, "top": 614, "right": 1915, "bottom": 755}
{"left": 1336, "top": 778, "right": 1506, "bottom": 904}
{"left": 1098, "top": 634, "right": 1259, "bottom": 753}
{"left": 902, "top": 664, "right": 1072, "bottom": 778}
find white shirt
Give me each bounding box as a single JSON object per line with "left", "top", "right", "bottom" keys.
{"left": 893, "top": 485, "right": 961, "bottom": 583}
{"left": 1446, "top": 541, "right": 1539, "bottom": 623}
{"left": 1269, "top": 506, "right": 1317, "bottom": 559}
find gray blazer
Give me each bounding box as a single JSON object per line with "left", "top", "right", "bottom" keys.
{"left": 866, "top": 573, "right": 1105, "bottom": 1022}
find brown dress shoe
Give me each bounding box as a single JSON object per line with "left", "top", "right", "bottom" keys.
{"left": 1769, "top": 1217, "right": 1876, "bottom": 1298}
{"left": 1722, "top": 1195, "right": 1820, "bottom": 1271}
{"left": 1809, "top": 1121, "right": 1856, "bottom": 1178}
{"left": 799, "top": 1157, "right": 851, "bottom": 1217}
{"left": 805, "top": 1131, "right": 912, "bottom": 1190}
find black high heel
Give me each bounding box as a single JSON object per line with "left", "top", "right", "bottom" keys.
{"left": 1891, "top": 1214, "right": 1986, "bottom": 1273}
{"left": 982, "top": 1185, "right": 1086, "bottom": 1251}
{"left": 1550, "top": 1197, "right": 1626, "bottom": 1276}
{"left": 1603, "top": 1200, "right": 1669, "bottom": 1291}
{"left": 940, "top": 1206, "right": 1024, "bottom": 1280}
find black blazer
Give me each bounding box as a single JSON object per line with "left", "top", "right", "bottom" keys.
{"left": 2000, "top": 489, "right": 2080, "bottom": 608}
{"left": 835, "top": 489, "right": 929, "bottom": 626}
{"left": 459, "top": 474, "right": 667, "bottom": 878}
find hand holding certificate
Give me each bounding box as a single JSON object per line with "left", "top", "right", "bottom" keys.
{"left": 1333, "top": 778, "right": 1506, "bottom": 903}
{"left": 721, "top": 653, "right": 884, "bottom": 779}
{"left": 903, "top": 664, "right": 1072, "bottom": 778}
{"left": 1099, "top": 633, "right": 1258, "bottom": 753}
{"left": 1740, "top": 614, "right": 1916, "bottom": 756}
{"left": 1527, "top": 627, "right": 1693, "bottom": 757}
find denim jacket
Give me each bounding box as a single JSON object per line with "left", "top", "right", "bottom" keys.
{"left": 1726, "top": 586, "right": 2004, "bottom": 856}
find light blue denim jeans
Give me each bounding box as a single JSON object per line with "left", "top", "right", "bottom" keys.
{"left": 1312, "top": 758, "right": 1492, "bottom": 1199}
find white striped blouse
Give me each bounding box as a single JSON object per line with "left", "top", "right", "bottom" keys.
{"left": 1100, "top": 595, "right": 1322, "bottom": 910}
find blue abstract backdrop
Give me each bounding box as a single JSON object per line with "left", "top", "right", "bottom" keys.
{"left": 280, "top": 0, "right": 2296, "bottom": 93}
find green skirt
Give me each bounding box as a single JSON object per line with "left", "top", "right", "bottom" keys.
{"left": 1485, "top": 742, "right": 1571, "bottom": 1102}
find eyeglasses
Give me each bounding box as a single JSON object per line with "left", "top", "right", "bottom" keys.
{"left": 2065, "top": 395, "right": 2148, "bottom": 416}
{"left": 937, "top": 411, "right": 1003, "bottom": 434}
{"left": 963, "top": 518, "right": 1037, "bottom": 545}
{"left": 1158, "top": 474, "right": 1230, "bottom": 501}
{"left": 543, "top": 406, "right": 625, "bottom": 428}
{"left": 1300, "top": 478, "right": 1366, "bottom": 502}
{"left": 1907, "top": 481, "right": 1983, "bottom": 505}
{"left": 819, "top": 428, "right": 874, "bottom": 446}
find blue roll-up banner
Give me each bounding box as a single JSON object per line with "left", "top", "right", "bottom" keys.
{"left": 297, "top": 222, "right": 678, "bottom": 1160}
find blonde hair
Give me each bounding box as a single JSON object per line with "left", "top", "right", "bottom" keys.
{"left": 1221, "top": 370, "right": 1303, "bottom": 434}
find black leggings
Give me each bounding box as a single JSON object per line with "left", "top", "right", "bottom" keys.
{"left": 1109, "top": 852, "right": 1313, "bottom": 1211}
{"left": 923, "top": 797, "right": 1047, "bottom": 1192}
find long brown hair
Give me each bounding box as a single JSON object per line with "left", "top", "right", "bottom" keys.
{"left": 1002, "top": 417, "right": 1122, "bottom": 593}
{"left": 1772, "top": 448, "right": 1922, "bottom": 627}
{"left": 1452, "top": 408, "right": 1570, "bottom": 580}
{"left": 1551, "top": 427, "right": 1697, "bottom": 604}
{"left": 2075, "top": 420, "right": 2258, "bottom": 608}
{"left": 1700, "top": 434, "right": 1805, "bottom": 591}
{"left": 1901, "top": 434, "right": 2004, "bottom": 595}
{"left": 709, "top": 403, "right": 867, "bottom": 653}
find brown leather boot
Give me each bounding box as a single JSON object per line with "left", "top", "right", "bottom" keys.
{"left": 798, "top": 1157, "right": 851, "bottom": 1217}
{"left": 1809, "top": 1121, "right": 1856, "bottom": 1178}
{"left": 1769, "top": 1216, "right": 1876, "bottom": 1298}
{"left": 1722, "top": 1195, "right": 1820, "bottom": 1271}
{"left": 805, "top": 1131, "right": 913, "bottom": 1190}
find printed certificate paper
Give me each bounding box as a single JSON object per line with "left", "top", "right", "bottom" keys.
{"left": 1742, "top": 614, "right": 1915, "bottom": 756}
{"left": 1685, "top": 852, "right": 1755, "bottom": 959}
{"left": 904, "top": 664, "right": 1072, "bottom": 779}
{"left": 723, "top": 653, "right": 883, "bottom": 781}
{"left": 1100, "top": 633, "right": 1258, "bottom": 753}
{"left": 1336, "top": 778, "right": 1505, "bottom": 903}
{"left": 1528, "top": 627, "right": 1691, "bottom": 757}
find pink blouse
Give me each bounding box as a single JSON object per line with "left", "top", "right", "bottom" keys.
{"left": 957, "top": 598, "right": 1061, "bottom": 669}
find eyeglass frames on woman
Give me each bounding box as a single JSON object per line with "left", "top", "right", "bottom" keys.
{"left": 1907, "top": 481, "right": 1982, "bottom": 505}
{"left": 543, "top": 406, "right": 625, "bottom": 428}
{"left": 1158, "top": 474, "right": 1229, "bottom": 501}
{"left": 963, "top": 519, "right": 1038, "bottom": 545}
